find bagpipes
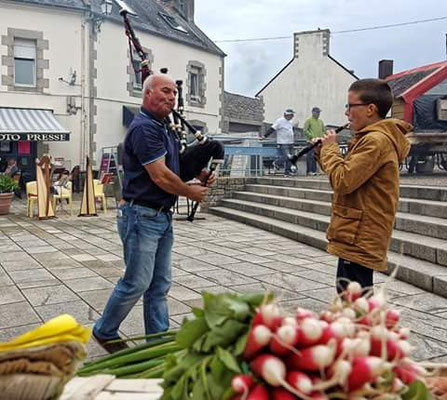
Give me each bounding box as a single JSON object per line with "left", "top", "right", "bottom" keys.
{"left": 119, "top": 4, "right": 224, "bottom": 221}
{"left": 288, "top": 123, "right": 350, "bottom": 166}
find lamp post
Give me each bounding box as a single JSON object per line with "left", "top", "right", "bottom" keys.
{"left": 101, "top": 0, "right": 113, "bottom": 15}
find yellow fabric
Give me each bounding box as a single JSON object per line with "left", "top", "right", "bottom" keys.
{"left": 0, "top": 314, "right": 91, "bottom": 353}
{"left": 93, "top": 179, "right": 107, "bottom": 214}
{"left": 317, "top": 119, "right": 412, "bottom": 271}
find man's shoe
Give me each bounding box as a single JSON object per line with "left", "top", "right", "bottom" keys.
{"left": 93, "top": 331, "right": 130, "bottom": 354}
{"left": 273, "top": 161, "right": 280, "bottom": 171}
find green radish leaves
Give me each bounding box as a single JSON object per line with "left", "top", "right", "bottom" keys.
{"left": 402, "top": 380, "right": 433, "bottom": 400}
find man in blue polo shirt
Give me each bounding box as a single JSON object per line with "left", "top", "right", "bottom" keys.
{"left": 93, "top": 74, "right": 210, "bottom": 353}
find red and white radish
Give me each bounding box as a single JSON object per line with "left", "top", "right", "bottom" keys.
{"left": 286, "top": 342, "right": 336, "bottom": 371}
{"left": 287, "top": 371, "right": 313, "bottom": 394}
{"left": 298, "top": 318, "right": 323, "bottom": 347}
{"left": 251, "top": 354, "right": 303, "bottom": 397}
{"left": 270, "top": 325, "right": 299, "bottom": 356}
{"left": 272, "top": 387, "right": 296, "bottom": 400}
{"left": 232, "top": 374, "right": 254, "bottom": 396}
{"left": 343, "top": 281, "right": 362, "bottom": 302}
{"left": 253, "top": 304, "right": 283, "bottom": 331}
{"left": 245, "top": 384, "right": 270, "bottom": 400}
{"left": 244, "top": 324, "right": 272, "bottom": 360}
{"left": 385, "top": 309, "right": 400, "bottom": 329}
{"left": 347, "top": 356, "right": 386, "bottom": 391}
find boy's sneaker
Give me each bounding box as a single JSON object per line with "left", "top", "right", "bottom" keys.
{"left": 272, "top": 161, "right": 280, "bottom": 171}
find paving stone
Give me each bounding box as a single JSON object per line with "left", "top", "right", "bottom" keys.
{"left": 78, "top": 288, "right": 115, "bottom": 312}
{"left": 409, "top": 333, "right": 447, "bottom": 361}
{"left": 194, "top": 253, "right": 240, "bottom": 265}
{"left": 70, "top": 254, "right": 98, "bottom": 262}
{"left": 0, "top": 269, "right": 13, "bottom": 287}
{"left": 25, "top": 246, "right": 59, "bottom": 254}
{"left": 230, "top": 282, "right": 305, "bottom": 301}
{"left": 0, "top": 285, "right": 26, "bottom": 305}
{"left": 1, "top": 259, "right": 41, "bottom": 272}
{"left": 174, "top": 274, "right": 215, "bottom": 289}
{"left": 0, "top": 302, "right": 41, "bottom": 329}
{"left": 96, "top": 254, "right": 121, "bottom": 262}
{"left": 168, "top": 297, "right": 191, "bottom": 315}
{"left": 169, "top": 284, "right": 202, "bottom": 302}
{"left": 17, "top": 279, "right": 60, "bottom": 290}
{"left": 300, "top": 286, "right": 339, "bottom": 304}
{"left": 279, "top": 297, "right": 327, "bottom": 314}
{"left": 391, "top": 293, "right": 447, "bottom": 315}
{"left": 234, "top": 254, "right": 273, "bottom": 264}
{"left": 35, "top": 300, "right": 99, "bottom": 325}
{"left": 196, "top": 270, "right": 257, "bottom": 286}
{"left": 174, "top": 258, "right": 218, "bottom": 273}
{"left": 219, "top": 262, "right": 276, "bottom": 277}
{"left": 399, "top": 307, "right": 447, "bottom": 343}
{"left": 266, "top": 254, "right": 316, "bottom": 266}
{"left": 0, "top": 252, "right": 34, "bottom": 262}
{"left": 51, "top": 267, "right": 98, "bottom": 280}
{"left": 22, "top": 285, "right": 80, "bottom": 306}
{"left": 9, "top": 268, "right": 56, "bottom": 284}
{"left": 256, "top": 272, "right": 329, "bottom": 293}
{"left": 63, "top": 276, "right": 114, "bottom": 292}
{"left": 293, "top": 270, "right": 336, "bottom": 286}
{"left": 0, "top": 323, "right": 41, "bottom": 341}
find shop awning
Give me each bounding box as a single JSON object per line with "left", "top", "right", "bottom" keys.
{"left": 0, "top": 108, "right": 70, "bottom": 141}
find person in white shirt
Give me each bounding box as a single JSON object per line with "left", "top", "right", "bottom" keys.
{"left": 262, "top": 109, "right": 296, "bottom": 176}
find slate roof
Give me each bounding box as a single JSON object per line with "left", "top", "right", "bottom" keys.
{"left": 386, "top": 61, "right": 447, "bottom": 98}
{"left": 224, "top": 91, "right": 264, "bottom": 123}
{"left": 8, "top": 0, "right": 225, "bottom": 57}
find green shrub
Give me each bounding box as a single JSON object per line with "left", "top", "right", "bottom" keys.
{"left": 0, "top": 175, "right": 19, "bottom": 194}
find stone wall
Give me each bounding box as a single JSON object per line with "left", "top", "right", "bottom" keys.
{"left": 201, "top": 177, "right": 253, "bottom": 212}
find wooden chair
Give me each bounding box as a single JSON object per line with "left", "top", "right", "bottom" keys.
{"left": 26, "top": 181, "right": 38, "bottom": 218}
{"left": 93, "top": 179, "right": 107, "bottom": 214}
{"left": 52, "top": 181, "right": 73, "bottom": 216}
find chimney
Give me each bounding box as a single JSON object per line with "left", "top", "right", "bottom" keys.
{"left": 293, "top": 29, "right": 330, "bottom": 60}
{"left": 378, "top": 60, "right": 394, "bottom": 79}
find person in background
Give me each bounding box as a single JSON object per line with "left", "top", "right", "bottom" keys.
{"left": 262, "top": 109, "right": 296, "bottom": 176}
{"left": 4, "top": 158, "right": 19, "bottom": 177}
{"left": 303, "top": 107, "right": 325, "bottom": 175}
{"left": 315, "top": 79, "right": 411, "bottom": 294}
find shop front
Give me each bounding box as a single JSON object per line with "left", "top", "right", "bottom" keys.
{"left": 0, "top": 108, "right": 70, "bottom": 184}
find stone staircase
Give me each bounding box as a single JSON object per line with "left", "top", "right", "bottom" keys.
{"left": 209, "top": 177, "right": 447, "bottom": 297}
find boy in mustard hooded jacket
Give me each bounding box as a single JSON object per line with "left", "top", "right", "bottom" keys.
{"left": 316, "top": 79, "right": 411, "bottom": 293}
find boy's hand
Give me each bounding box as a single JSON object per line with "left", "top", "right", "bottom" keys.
{"left": 206, "top": 171, "right": 217, "bottom": 186}
{"left": 320, "top": 130, "right": 337, "bottom": 146}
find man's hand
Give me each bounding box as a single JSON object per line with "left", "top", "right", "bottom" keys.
{"left": 259, "top": 135, "right": 265, "bottom": 141}
{"left": 187, "top": 185, "right": 208, "bottom": 203}
{"left": 320, "top": 130, "right": 337, "bottom": 146}
{"left": 206, "top": 171, "right": 217, "bottom": 186}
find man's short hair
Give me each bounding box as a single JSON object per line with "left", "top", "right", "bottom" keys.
{"left": 348, "top": 79, "right": 393, "bottom": 118}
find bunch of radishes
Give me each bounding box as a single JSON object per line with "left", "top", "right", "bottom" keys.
{"left": 230, "top": 282, "right": 428, "bottom": 400}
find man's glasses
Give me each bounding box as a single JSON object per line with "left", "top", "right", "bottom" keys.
{"left": 345, "top": 103, "right": 369, "bottom": 110}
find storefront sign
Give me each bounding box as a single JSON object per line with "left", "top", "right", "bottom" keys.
{"left": 0, "top": 133, "right": 70, "bottom": 141}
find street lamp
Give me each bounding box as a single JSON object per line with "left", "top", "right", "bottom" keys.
{"left": 101, "top": 0, "right": 113, "bottom": 15}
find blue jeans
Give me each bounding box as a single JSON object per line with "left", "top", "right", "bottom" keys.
{"left": 277, "top": 144, "right": 293, "bottom": 174}
{"left": 306, "top": 148, "right": 317, "bottom": 173}
{"left": 93, "top": 202, "right": 173, "bottom": 339}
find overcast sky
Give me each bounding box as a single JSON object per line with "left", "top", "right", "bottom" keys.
{"left": 195, "top": 0, "right": 447, "bottom": 97}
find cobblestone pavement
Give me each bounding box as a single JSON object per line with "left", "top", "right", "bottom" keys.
{"left": 1, "top": 199, "right": 447, "bottom": 362}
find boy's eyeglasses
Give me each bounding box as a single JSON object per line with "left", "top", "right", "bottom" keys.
{"left": 345, "top": 103, "right": 368, "bottom": 110}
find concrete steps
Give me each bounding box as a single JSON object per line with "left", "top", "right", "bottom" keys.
{"left": 209, "top": 177, "right": 447, "bottom": 297}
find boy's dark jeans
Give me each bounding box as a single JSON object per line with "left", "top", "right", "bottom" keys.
{"left": 336, "top": 258, "right": 373, "bottom": 294}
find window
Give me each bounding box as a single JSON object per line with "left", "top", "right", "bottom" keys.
{"left": 14, "top": 38, "right": 36, "bottom": 86}
{"left": 132, "top": 57, "right": 142, "bottom": 90}
{"left": 189, "top": 66, "right": 201, "bottom": 102}
{"left": 160, "top": 13, "right": 188, "bottom": 33}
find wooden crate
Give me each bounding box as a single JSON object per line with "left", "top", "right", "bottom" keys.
{"left": 60, "top": 375, "right": 163, "bottom": 400}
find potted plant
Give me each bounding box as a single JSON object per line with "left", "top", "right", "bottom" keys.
{"left": 0, "top": 174, "right": 19, "bottom": 215}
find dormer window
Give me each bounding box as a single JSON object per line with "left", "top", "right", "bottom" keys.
{"left": 160, "top": 13, "right": 188, "bottom": 33}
